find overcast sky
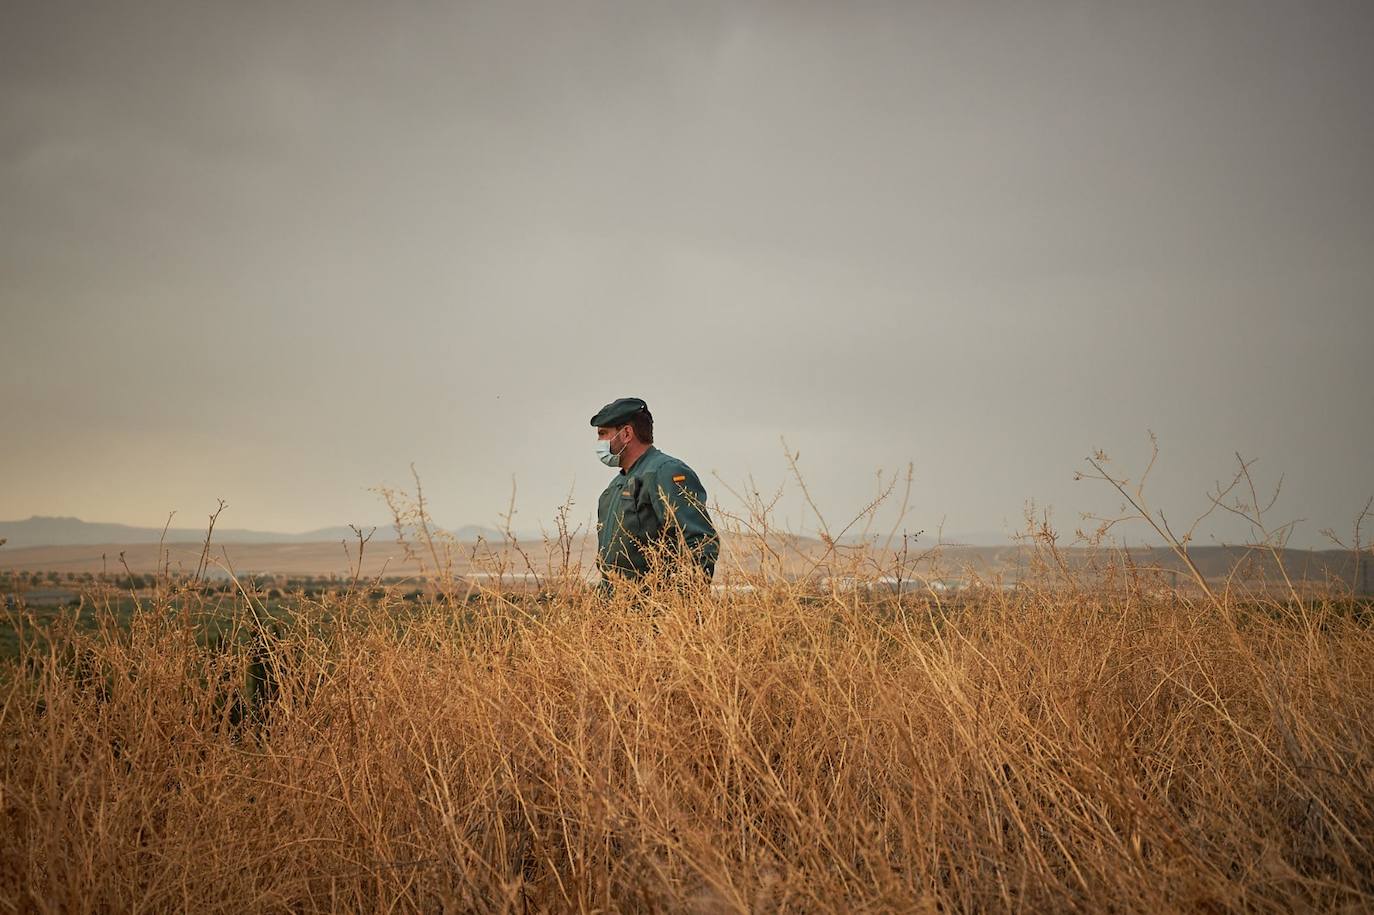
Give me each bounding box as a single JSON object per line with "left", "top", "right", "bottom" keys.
{"left": 2, "top": 1, "right": 1371, "bottom": 548}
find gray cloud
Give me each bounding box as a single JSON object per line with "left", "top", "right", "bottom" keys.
{"left": 2, "top": 0, "right": 1371, "bottom": 546}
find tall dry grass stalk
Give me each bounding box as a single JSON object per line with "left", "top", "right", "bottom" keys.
{"left": 3, "top": 564, "right": 1372, "bottom": 912}
{"left": 3, "top": 455, "right": 1372, "bottom": 912}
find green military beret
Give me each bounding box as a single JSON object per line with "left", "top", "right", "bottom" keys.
{"left": 590, "top": 396, "right": 648, "bottom": 427}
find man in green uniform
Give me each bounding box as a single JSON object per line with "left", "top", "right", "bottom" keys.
{"left": 591, "top": 397, "right": 718, "bottom": 588}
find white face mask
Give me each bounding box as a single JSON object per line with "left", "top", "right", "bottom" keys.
{"left": 595, "top": 430, "right": 625, "bottom": 467}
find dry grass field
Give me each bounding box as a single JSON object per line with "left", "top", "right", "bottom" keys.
{"left": 3, "top": 463, "right": 1372, "bottom": 912}
{"left": 2, "top": 537, "right": 1372, "bottom": 912}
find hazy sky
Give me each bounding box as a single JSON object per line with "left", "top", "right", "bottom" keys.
{"left": 3, "top": 1, "right": 1371, "bottom": 548}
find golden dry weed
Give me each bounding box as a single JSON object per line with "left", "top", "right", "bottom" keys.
{"left": 2, "top": 563, "right": 1371, "bottom": 913}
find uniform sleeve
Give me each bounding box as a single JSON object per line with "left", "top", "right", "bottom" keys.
{"left": 648, "top": 461, "right": 719, "bottom": 577}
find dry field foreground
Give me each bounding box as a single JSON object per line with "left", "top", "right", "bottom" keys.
{"left": 2, "top": 565, "right": 1372, "bottom": 912}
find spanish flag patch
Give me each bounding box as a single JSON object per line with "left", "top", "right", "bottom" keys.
{"left": 672, "top": 474, "right": 686, "bottom": 483}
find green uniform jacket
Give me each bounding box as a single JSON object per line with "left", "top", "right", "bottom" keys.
{"left": 596, "top": 446, "right": 718, "bottom": 581}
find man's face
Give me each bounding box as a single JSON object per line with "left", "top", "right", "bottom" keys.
{"left": 597, "top": 424, "right": 632, "bottom": 451}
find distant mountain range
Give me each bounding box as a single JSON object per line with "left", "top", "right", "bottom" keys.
{"left": 0, "top": 515, "right": 1018, "bottom": 551}
{"left": 0, "top": 516, "right": 508, "bottom": 549}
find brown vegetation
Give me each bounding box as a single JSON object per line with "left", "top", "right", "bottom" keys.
{"left": 2, "top": 457, "right": 1371, "bottom": 911}
{"left": 2, "top": 557, "right": 1372, "bottom": 912}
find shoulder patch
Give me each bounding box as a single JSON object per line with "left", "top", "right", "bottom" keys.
{"left": 672, "top": 474, "right": 686, "bottom": 483}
